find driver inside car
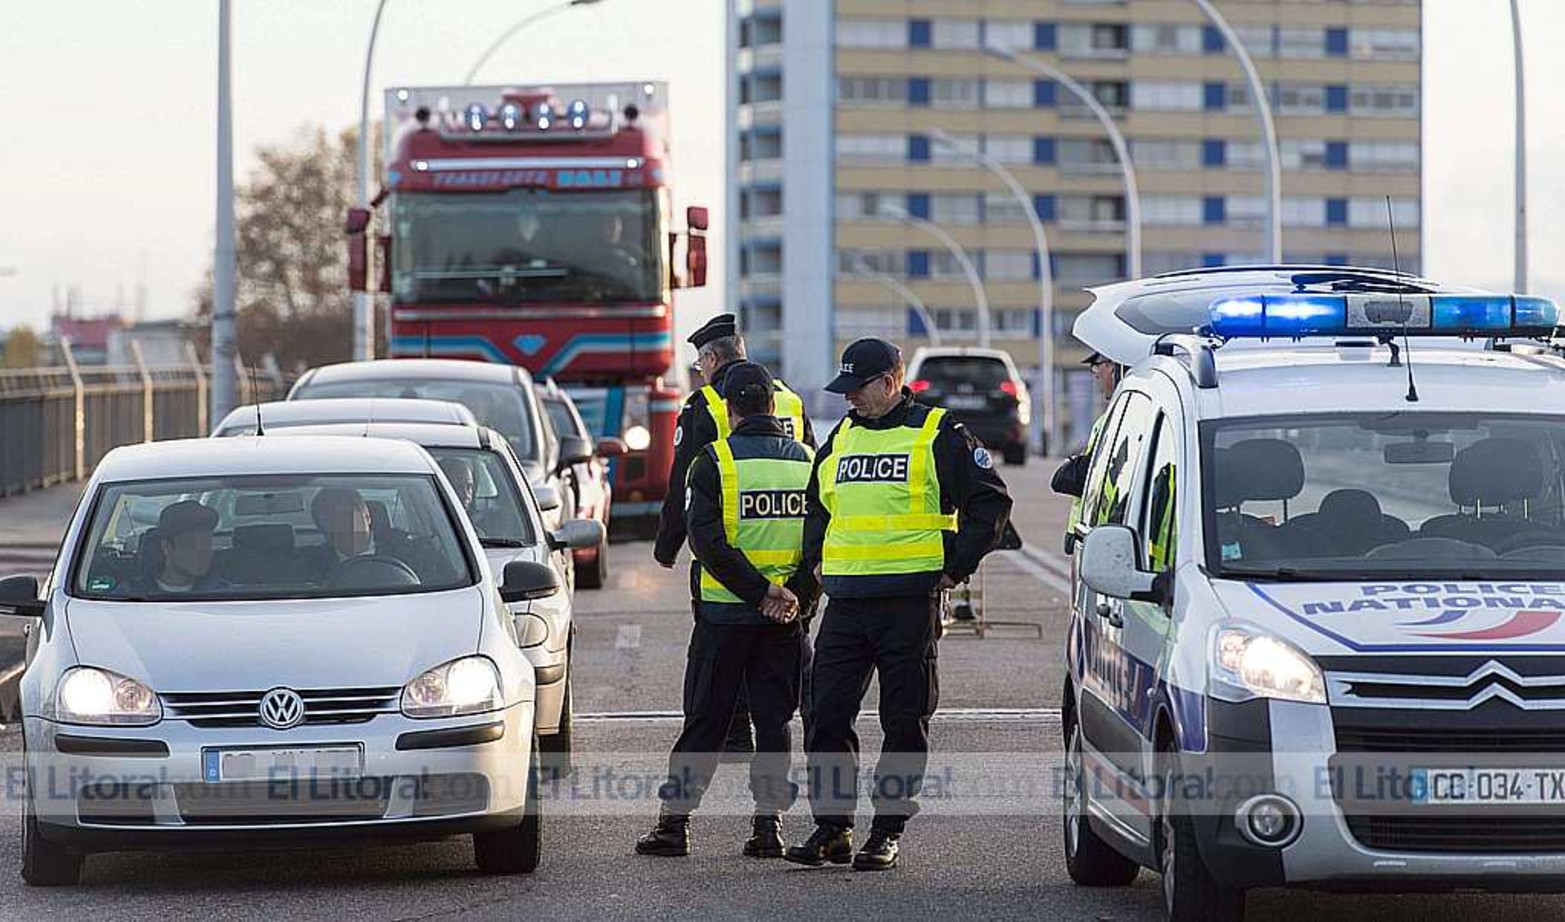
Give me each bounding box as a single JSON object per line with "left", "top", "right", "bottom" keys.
{"left": 301, "top": 487, "right": 407, "bottom": 586}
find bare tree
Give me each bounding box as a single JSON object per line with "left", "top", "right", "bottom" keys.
{"left": 2, "top": 325, "right": 41, "bottom": 369}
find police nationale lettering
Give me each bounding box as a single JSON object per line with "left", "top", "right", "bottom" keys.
{"left": 836, "top": 453, "right": 910, "bottom": 484}
{"left": 739, "top": 489, "right": 807, "bottom": 519}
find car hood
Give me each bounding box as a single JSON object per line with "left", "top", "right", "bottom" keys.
{"left": 64, "top": 586, "right": 487, "bottom": 692}
{"left": 1213, "top": 579, "right": 1565, "bottom": 656}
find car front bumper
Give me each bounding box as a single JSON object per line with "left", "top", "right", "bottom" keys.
{"left": 23, "top": 700, "right": 534, "bottom": 852}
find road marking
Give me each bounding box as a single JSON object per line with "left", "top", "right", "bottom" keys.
{"left": 996, "top": 550, "right": 1071, "bottom": 594}
{"left": 576, "top": 707, "right": 1061, "bottom": 724}
{"left": 1018, "top": 542, "right": 1072, "bottom": 578}
{"left": 614, "top": 624, "right": 642, "bottom": 649}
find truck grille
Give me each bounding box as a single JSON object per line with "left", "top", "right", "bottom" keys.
{"left": 162, "top": 687, "right": 401, "bottom": 728}
{"left": 1346, "top": 815, "right": 1565, "bottom": 854}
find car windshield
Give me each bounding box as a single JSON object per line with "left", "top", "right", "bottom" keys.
{"left": 542, "top": 397, "right": 582, "bottom": 439}
{"left": 427, "top": 447, "right": 535, "bottom": 548}
{"left": 293, "top": 379, "right": 536, "bottom": 461}
{"left": 392, "top": 189, "right": 663, "bottom": 304}
{"left": 73, "top": 474, "right": 475, "bottom": 602}
{"left": 1204, "top": 413, "right": 1565, "bottom": 580}
{"left": 918, "top": 357, "right": 1011, "bottom": 388}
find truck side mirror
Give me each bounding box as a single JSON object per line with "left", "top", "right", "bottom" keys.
{"left": 686, "top": 206, "right": 709, "bottom": 231}
{"left": 376, "top": 234, "right": 392, "bottom": 294}
{"left": 346, "top": 207, "right": 371, "bottom": 292}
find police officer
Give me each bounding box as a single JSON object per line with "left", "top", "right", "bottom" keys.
{"left": 785, "top": 338, "right": 1013, "bottom": 872}
{"left": 655, "top": 314, "right": 816, "bottom": 753}
{"left": 1052, "top": 350, "right": 1123, "bottom": 552}
{"left": 636, "top": 362, "right": 819, "bottom": 858}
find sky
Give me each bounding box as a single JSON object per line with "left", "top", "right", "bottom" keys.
{"left": 0, "top": 0, "right": 1562, "bottom": 344}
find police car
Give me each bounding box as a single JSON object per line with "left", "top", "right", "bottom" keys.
{"left": 1060, "top": 266, "right": 1565, "bottom": 919}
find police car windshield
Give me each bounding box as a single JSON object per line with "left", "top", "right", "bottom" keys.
{"left": 1204, "top": 413, "right": 1565, "bottom": 580}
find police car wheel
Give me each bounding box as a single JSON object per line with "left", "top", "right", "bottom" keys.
{"left": 474, "top": 736, "right": 543, "bottom": 874}
{"left": 1062, "top": 717, "right": 1139, "bottom": 887}
{"left": 1157, "top": 742, "right": 1243, "bottom": 922}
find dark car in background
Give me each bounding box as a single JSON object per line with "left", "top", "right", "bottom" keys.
{"left": 906, "top": 347, "right": 1031, "bottom": 466}
{"left": 539, "top": 379, "right": 621, "bottom": 589}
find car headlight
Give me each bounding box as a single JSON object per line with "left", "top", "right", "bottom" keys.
{"left": 53, "top": 666, "right": 162, "bottom": 726}
{"left": 510, "top": 608, "right": 550, "bottom": 648}
{"left": 1212, "top": 628, "right": 1325, "bottom": 705}
{"left": 623, "top": 424, "right": 651, "bottom": 451}
{"left": 400, "top": 655, "right": 502, "bottom": 719}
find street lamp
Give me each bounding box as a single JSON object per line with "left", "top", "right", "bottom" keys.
{"left": 353, "top": 0, "right": 390, "bottom": 363}
{"left": 1194, "top": 0, "right": 1282, "bottom": 263}
{"left": 851, "top": 259, "right": 942, "bottom": 347}
{"left": 981, "top": 47, "right": 1140, "bottom": 280}
{"left": 929, "top": 129, "right": 1058, "bottom": 454}
{"left": 465, "top": 0, "right": 607, "bottom": 84}
{"left": 878, "top": 202, "right": 991, "bottom": 348}
{"left": 212, "top": 0, "right": 238, "bottom": 421}
{"left": 1511, "top": 0, "right": 1528, "bottom": 293}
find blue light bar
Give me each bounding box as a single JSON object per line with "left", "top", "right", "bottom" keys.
{"left": 1205, "top": 294, "right": 1561, "bottom": 340}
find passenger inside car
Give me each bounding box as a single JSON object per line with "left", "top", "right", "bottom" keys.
{"left": 136, "top": 501, "right": 228, "bottom": 594}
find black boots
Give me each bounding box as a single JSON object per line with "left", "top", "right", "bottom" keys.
{"left": 852, "top": 829, "right": 900, "bottom": 871}
{"left": 634, "top": 809, "right": 690, "bottom": 857}
{"left": 782, "top": 823, "right": 853, "bottom": 867}
{"left": 743, "top": 814, "right": 785, "bottom": 858}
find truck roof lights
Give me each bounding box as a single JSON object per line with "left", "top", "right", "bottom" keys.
{"left": 464, "top": 104, "right": 487, "bottom": 132}
{"left": 1205, "top": 294, "right": 1560, "bottom": 340}
{"left": 499, "top": 103, "right": 522, "bottom": 131}
{"left": 534, "top": 102, "right": 553, "bottom": 131}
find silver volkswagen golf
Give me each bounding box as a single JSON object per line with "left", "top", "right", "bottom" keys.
{"left": 0, "top": 436, "right": 560, "bottom": 885}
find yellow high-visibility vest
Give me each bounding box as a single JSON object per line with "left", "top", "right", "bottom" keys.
{"left": 697, "top": 438, "right": 814, "bottom": 603}
{"left": 701, "top": 381, "right": 806, "bottom": 443}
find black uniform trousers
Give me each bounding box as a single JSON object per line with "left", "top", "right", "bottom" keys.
{"left": 660, "top": 617, "right": 804, "bottom": 815}
{"left": 805, "top": 593, "right": 940, "bottom": 833}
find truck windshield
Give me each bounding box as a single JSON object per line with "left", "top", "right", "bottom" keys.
{"left": 392, "top": 189, "right": 662, "bottom": 304}
{"left": 1203, "top": 413, "right": 1565, "bottom": 580}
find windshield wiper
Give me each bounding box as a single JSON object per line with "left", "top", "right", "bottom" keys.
{"left": 1220, "top": 566, "right": 1350, "bottom": 583}
{"left": 479, "top": 537, "right": 530, "bottom": 549}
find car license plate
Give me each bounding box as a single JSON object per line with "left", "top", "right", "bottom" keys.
{"left": 202, "top": 746, "right": 363, "bottom": 783}
{"left": 944, "top": 395, "right": 987, "bottom": 411}
{"left": 1412, "top": 767, "right": 1565, "bottom": 805}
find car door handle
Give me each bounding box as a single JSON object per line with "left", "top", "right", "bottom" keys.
{"left": 1096, "top": 600, "right": 1123, "bottom": 628}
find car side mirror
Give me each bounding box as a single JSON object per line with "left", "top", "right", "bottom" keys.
{"left": 595, "top": 437, "right": 628, "bottom": 458}
{"left": 0, "top": 575, "right": 44, "bottom": 618}
{"left": 499, "top": 560, "right": 560, "bottom": 604}
{"left": 550, "top": 519, "right": 605, "bottom": 552}
{"left": 532, "top": 484, "right": 562, "bottom": 513}
{"left": 558, "top": 435, "right": 593, "bottom": 469}
{"left": 1079, "top": 525, "right": 1164, "bottom": 604}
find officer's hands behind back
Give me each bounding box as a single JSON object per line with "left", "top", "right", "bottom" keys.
{"left": 761, "top": 583, "right": 799, "bottom": 623}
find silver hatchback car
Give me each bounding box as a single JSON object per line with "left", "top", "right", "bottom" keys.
{"left": 0, "top": 436, "right": 559, "bottom": 885}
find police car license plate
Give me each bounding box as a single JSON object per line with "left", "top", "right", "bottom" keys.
{"left": 1412, "top": 767, "right": 1565, "bottom": 805}
{"left": 944, "top": 395, "right": 987, "bottom": 410}
{"left": 202, "top": 746, "right": 362, "bottom": 783}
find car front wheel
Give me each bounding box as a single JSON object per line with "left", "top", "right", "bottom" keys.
{"left": 1157, "top": 742, "right": 1244, "bottom": 921}
{"left": 1062, "top": 715, "right": 1140, "bottom": 887}
{"left": 474, "top": 736, "right": 543, "bottom": 874}
{"left": 22, "top": 799, "right": 83, "bottom": 887}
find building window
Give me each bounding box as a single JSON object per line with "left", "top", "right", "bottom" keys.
{"left": 838, "top": 248, "right": 906, "bottom": 275}
{"left": 1131, "top": 81, "right": 1203, "bottom": 112}
{"left": 837, "top": 77, "right": 908, "bottom": 106}
{"left": 1058, "top": 138, "right": 1117, "bottom": 173}
{"left": 930, "top": 133, "right": 979, "bottom": 165}
{"left": 1325, "top": 85, "right": 1350, "bottom": 113}
{"left": 1352, "top": 29, "right": 1420, "bottom": 61}
{"left": 1143, "top": 196, "right": 1202, "bottom": 226}
{"left": 1275, "top": 83, "right": 1326, "bottom": 115}
{"left": 1282, "top": 197, "right": 1327, "bottom": 229}
{"left": 908, "top": 134, "right": 931, "bottom": 162}
{"left": 1351, "top": 86, "right": 1419, "bottom": 117}
{"left": 836, "top": 134, "right": 905, "bottom": 163}
{"left": 838, "top": 19, "right": 907, "bottom": 49}
{"left": 1034, "top": 22, "right": 1057, "bottom": 51}
{"left": 1325, "top": 27, "right": 1349, "bottom": 57}
{"left": 1056, "top": 253, "right": 1124, "bottom": 286}
{"left": 1034, "top": 79, "right": 1057, "bottom": 107}
{"left": 1203, "top": 196, "right": 1226, "bottom": 225}
{"left": 1349, "top": 140, "right": 1420, "bottom": 172}
{"left": 931, "top": 78, "right": 982, "bottom": 109}
{"left": 908, "top": 19, "right": 931, "bottom": 48}
{"left": 909, "top": 77, "right": 930, "bottom": 106}
{"left": 1131, "top": 23, "right": 1201, "bottom": 54}
{"left": 834, "top": 193, "right": 885, "bottom": 220}
{"left": 1202, "top": 139, "right": 1226, "bottom": 168}
{"left": 1059, "top": 22, "right": 1129, "bottom": 58}
{"left": 1349, "top": 197, "right": 1420, "bottom": 229}
{"left": 1203, "top": 81, "right": 1226, "bottom": 111}
{"left": 1058, "top": 195, "right": 1126, "bottom": 229}
{"left": 985, "top": 250, "right": 1035, "bottom": 280}
{"left": 836, "top": 307, "right": 904, "bottom": 342}
{"left": 930, "top": 194, "right": 981, "bottom": 224}
{"left": 1325, "top": 198, "right": 1348, "bottom": 227}
{"left": 1232, "top": 23, "right": 1275, "bottom": 58}
{"left": 1144, "top": 251, "right": 1204, "bottom": 275}
{"left": 932, "top": 19, "right": 980, "bottom": 50}
{"left": 985, "top": 79, "right": 1034, "bottom": 109}
{"left": 1280, "top": 138, "right": 1331, "bottom": 170}
{"left": 927, "top": 251, "right": 969, "bottom": 280}
{"left": 1226, "top": 195, "right": 1267, "bottom": 229}
{"left": 987, "top": 20, "right": 1032, "bottom": 53}
{"left": 1131, "top": 139, "right": 1201, "bottom": 170}
{"left": 986, "top": 194, "right": 1034, "bottom": 225}
{"left": 1277, "top": 26, "right": 1327, "bottom": 59}
{"left": 931, "top": 308, "right": 978, "bottom": 334}
{"left": 1033, "top": 137, "right": 1057, "bottom": 165}
{"left": 983, "top": 135, "right": 1033, "bottom": 165}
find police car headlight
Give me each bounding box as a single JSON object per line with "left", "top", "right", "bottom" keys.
{"left": 53, "top": 666, "right": 162, "bottom": 726}
{"left": 401, "top": 656, "right": 502, "bottom": 719}
{"left": 1212, "top": 628, "right": 1325, "bottom": 705}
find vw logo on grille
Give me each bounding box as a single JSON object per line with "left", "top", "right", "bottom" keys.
{"left": 258, "top": 687, "right": 305, "bottom": 730}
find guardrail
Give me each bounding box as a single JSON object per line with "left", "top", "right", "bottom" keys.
{"left": 0, "top": 343, "right": 286, "bottom": 497}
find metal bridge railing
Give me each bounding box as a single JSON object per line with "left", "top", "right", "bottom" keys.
{"left": 0, "top": 342, "right": 286, "bottom": 497}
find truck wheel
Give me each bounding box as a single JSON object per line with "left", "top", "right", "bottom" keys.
{"left": 1063, "top": 717, "right": 1140, "bottom": 887}
{"left": 1157, "top": 741, "right": 1244, "bottom": 921}
{"left": 22, "top": 800, "right": 82, "bottom": 887}
{"left": 474, "top": 737, "right": 543, "bottom": 874}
